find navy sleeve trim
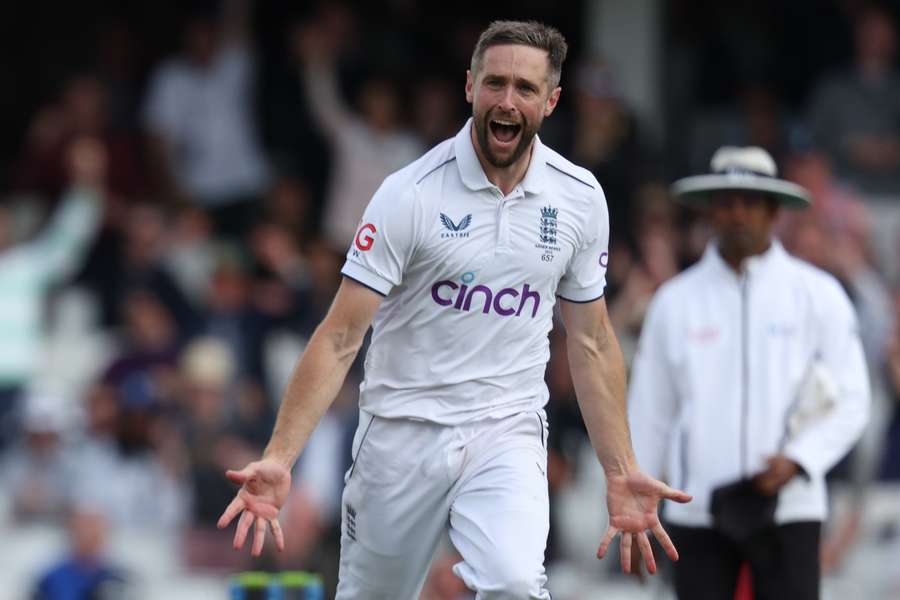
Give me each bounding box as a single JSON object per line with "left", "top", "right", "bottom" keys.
{"left": 546, "top": 162, "right": 596, "bottom": 189}
{"left": 556, "top": 292, "right": 605, "bottom": 304}
{"left": 416, "top": 157, "right": 456, "bottom": 185}
{"left": 342, "top": 274, "right": 388, "bottom": 297}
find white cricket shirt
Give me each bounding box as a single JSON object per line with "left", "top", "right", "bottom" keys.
{"left": 341, "top": 119, "right": 610, "bottom": 424}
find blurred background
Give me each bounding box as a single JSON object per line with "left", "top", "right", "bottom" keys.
{"left": 1, "top": 0, "right": 900, "bottom": 598}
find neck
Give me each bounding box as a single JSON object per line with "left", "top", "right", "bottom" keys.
{"left": 718, "top": 239, "right": 773, "bottom": 273}
{"left": 470, "top": 125, "right": 533, "bottom": 196}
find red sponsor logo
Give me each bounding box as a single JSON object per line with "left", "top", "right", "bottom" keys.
{"left": 688, "top": 327, "right": 720, "bottom": 343}
{"left": 355, "top": 223, "right": 376, "bottom": 251}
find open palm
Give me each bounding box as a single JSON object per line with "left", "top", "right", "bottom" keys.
{"left": 217, "top": 459, "right": 292, "bottom": 556}
{"left": 597, "top": 470, "right": 691, "bottom": 574}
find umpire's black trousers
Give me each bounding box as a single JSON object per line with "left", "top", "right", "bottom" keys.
{"left": 667, "top": 521, "right": 821, "bottom": 600}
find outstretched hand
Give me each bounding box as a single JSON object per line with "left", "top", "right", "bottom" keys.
{"left": 217, "top": 459, "right": 292, "bottom": 556}
{"left": 596, "top": 470, "right": 691, "bottom": 574}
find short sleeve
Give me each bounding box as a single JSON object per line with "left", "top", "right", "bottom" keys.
{"left": 340, "top": 179, "right": 417, "bottom": 296}
{"left": 557, "top": 188, "right": 609, "bottom": 302}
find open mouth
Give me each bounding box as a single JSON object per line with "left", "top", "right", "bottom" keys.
{"left": 489, "top": 118, "right": 522, "bottom": 145}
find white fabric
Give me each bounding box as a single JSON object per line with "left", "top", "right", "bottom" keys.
{"left": 341, "top": 119, "right": 610, "bottom": 424}
{"left": 143, "top": 45, "right": 269, "bottom": 203}
{"left": 628, "top": 241, "right": 870, "bottom": 527}
{"left": 336, "top": 409, "right": 550, "bottom": 600}
{"left": 0, "top": 189, "right": 100, "bottom": 384}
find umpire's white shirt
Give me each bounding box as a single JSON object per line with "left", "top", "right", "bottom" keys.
{"left": 341, "top": 119, "right": 610, "bottom": 424}
{"left": 629, "top": 241, "right": 870, "bottom": 527}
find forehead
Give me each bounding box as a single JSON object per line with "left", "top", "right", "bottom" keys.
{"left": 478, "top": 44, "right": 550, "bottom": 83}
{"left": 710, "top": 189, "right": 770, "bottom": 202}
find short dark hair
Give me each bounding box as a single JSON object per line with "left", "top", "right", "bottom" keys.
{"left": 470, "top": 20, "right": 568, "bottom": 89}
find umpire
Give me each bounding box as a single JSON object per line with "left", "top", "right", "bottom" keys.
{"left": 628, "top": 146, "right": 870, "bottom": 599}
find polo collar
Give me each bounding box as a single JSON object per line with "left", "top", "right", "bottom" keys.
{"left": 703, "top": 238, "right": 787, "bottom": 278}
{"left": 453, "top": 118, "right": 547, "bottom": 195}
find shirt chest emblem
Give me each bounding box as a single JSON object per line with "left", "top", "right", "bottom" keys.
{"left": 440, "top": 213, "right": 472, "bottom": 239}
{"left": 536, "top": 205, "right": 562, "bottom": 261}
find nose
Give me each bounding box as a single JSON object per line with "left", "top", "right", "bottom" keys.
{"left": 497, "top": 84, "right": 516, "bottom": 113}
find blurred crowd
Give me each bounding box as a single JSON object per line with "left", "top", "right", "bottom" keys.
{"left": 2, "top": 1, "right": 900, "bottom": 599}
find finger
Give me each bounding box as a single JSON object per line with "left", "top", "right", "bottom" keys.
{"left": 637, "top": 531, "right": 656, "bottom": 574}
{"left": 245, "top": 496, "right": 280, "bottom": 520}
{"left": 597, "top": 526, "right": 619, "bottom": 559}
{"left": 620, "top": 532, "right": 633, "bottom": 574}
{"left": 270, "top": 518, "right": 285, "bottom": 552}
{"left": 652, "top": 523, "right": 679, "bottom": 562}
{"left": 251, "top": 516, "right": 267, "bottom": 557}
{"left": 226, "top": 467, "right": 252, "bottom": 485}
{"left": 218, "top": 495, "right": 246, "bottom": 529}
{"left": 234, "top": 510, "right": 255, "bottom": 550}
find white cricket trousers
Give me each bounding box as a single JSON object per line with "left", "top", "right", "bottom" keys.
{"left": 335, "top": 409, "right": 552, "bottom": 599}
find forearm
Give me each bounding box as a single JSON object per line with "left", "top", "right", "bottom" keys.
{"left": 302, "top": 62, "right": 349, "bottom": 138}
{"left": 262, "top": 323, "right": 362, "bottom": 469}
{"left": 567, "top": 328, "right": 636, "bottom": 477}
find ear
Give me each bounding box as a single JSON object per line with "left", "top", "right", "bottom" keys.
{"left": 544, "top": 86, "right": 561, "bottom": 117}
{"left": 465, "top": 70, "right": 474, "bottom": 104}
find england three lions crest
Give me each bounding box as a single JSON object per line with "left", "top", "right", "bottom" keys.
{"left": 536, "top": 205, "right": 561, "bottom": 260}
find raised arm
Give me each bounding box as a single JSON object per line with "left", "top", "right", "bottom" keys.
{"left": 218, "top": 277, "right": 383, "bottom": 555}
{"left": 560, "top": 298, "right": 690, "bottom": 574}
{"left": 294, "top": 22, "right": 353, "bottom": 140}
{"left": 25, "top": 139, "right": 105, "bottom": 283}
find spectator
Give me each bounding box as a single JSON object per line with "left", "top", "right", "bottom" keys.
{"left": 780, "top": 152, "right": 894, "bottom": 365}
{"left": 163, "top": 205, "right": 217, "bottom": 307}
{"left": 142, "top": 0, "right": 269, "bottom": 237}
{"left": 1, "top": 394, "right": 76, "bottom": 522}
{"left": 68, "top": 382, "right": 189, "bottom": 529}
{"left": 33, "top": 508, "right": 127, "bottom": 600}
{"left": 0, "top": 139, "right": 105, "bottom": 448}
{"left": 102, "top": 289, "right": 182, "bottom": 406}
{"left": 263, "top": 175, "right": 315, "bottom": 247}
{"left": 15, "top": 75, "right": 144, "bottom": 203}
{"left": 79, "top": 202, "right": 198, "bottom": 331}
{"left": 563, "top": 60, "right": 654, "bottom": 244}
{"left": 294, "top": 17, "right": 423, "bottom": 249}
{"left": 201, "top": 245, "right": 268, "bottom": 384}
{"left": 414, "top": 77, "right": 466, "bottom": 149}
{"left": 808, "top": 5, "right": 900, "bottom": 196}
{"left": 629, "top": 146, "right": 870, "bottom": 599}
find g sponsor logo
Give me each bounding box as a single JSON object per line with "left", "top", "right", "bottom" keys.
{"left": 355, "top": 223, "right": 376, "bottom": 251}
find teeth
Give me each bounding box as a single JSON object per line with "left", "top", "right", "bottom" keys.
{"left": 492, "top": 119, "right": 519, "bottom": 126}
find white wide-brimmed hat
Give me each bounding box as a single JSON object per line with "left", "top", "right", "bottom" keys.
{"left": 672, "top": 146, "right": 811, "bottom": 208}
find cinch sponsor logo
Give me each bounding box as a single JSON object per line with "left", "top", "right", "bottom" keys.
{"left": 430, "top": 281, "right": 541, "bottom": 318}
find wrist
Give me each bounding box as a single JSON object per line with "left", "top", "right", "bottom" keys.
{"left": 602, "top": 455, "right": 639, "bottom": 479}
{"left": 262, "top": 447, "right": 296, "bottom": 471}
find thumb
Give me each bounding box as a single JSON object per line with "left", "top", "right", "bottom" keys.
{"left": 226, "top": 466, "right": 254, "bottom": 485}
{"left": 662, "top": 484, "right": 692, "bottom": 504}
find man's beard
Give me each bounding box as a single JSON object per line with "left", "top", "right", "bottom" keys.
{"left": 473, "top": 110, "right": 540, "bottom": 168}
